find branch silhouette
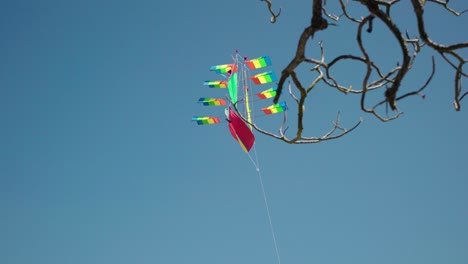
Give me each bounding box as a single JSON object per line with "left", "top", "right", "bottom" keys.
{"left": 249, "top": 0, "right": 467, "bottom": 144}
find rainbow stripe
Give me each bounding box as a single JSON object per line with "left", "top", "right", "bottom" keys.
{"left": 261, "top": 101, "right": 288, "bottom": 115}
{"left": 204, "top": 80, "right": 228, "bottom": 88}
{"left": 192, "top": 116, "right": 221, "bottom": 125}
{"left": 198, "top": 98, "right": 227, "bottom": 106}
{"left": 250, "top": 71, "right": 277, "bottom": 85}
{"left": 246, "top": 56, "right": 272, "bottom": 70}
{"left": 210, "top": 64, "right": 238, "bottom": 74}
{"left": 256, "top": 87, "right": 277, "bottom": 99}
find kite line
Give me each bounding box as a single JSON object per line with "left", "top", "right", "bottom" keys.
{"left": 248, "top": 146, "right": 282, "bottom": 264}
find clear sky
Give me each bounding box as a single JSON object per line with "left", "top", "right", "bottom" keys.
{"left": 1, "top": 1, "right": 467, "bottom": 264}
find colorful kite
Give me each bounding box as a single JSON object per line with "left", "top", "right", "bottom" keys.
{"left": 194, "top": 55, "right": 285, "bottom": 263}
{"left": 193, "top": 52, "right": 287, "bottom": 153}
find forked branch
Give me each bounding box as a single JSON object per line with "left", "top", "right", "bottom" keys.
{"left": 256, "top": 0, "right": 466, "bottom": 144}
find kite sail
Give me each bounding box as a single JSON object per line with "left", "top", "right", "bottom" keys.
{"left": 210, "top": 64, "right": 238, "bottom": 74}
{"left": 246, "top": 55, "right": 272, "bottom": 70}
{"left": 261, "top": 102, "right": 288, "bottom": 115}
{"left": 227, "top": 107, "right": 255, "bottom": 152}
{"left": 191, "top": 116, "right": 221, "bottom": 125}
{"left": 204, "top": 80, "right": 228, "bottom": 88}
{"left": 227, "top": 72, "right": 238, "bottom": 104}
{"left": 192, "top": 51, "right": 287, "bottom": 152}
{"left": 198, "top": 98, "right": 226, "bottom": 106}
{"left": 256, "top": 86, "right": 278, "bottom": 99}
{"left": 250, "top": 71, "right": 277, "bottom": 85}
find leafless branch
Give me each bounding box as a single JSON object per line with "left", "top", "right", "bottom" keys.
{"left": 260, "top": 0, "right": 282, "bottom": 23}
{"left": 427, "top": 0, "right": 468, "bottom": 16}
{"left": 254, "top": 0, "right": 466, "bottom": 144}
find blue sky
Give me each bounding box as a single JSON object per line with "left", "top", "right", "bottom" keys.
{"left": 1, "top": 1, "right": 467, "bottom": 264}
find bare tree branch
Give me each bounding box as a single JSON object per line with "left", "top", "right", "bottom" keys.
{"left": 254, "top": 0, "right": 467, "bottom": 144}
{"left": 260, "top": 0, "right": 282, "bottom": 23}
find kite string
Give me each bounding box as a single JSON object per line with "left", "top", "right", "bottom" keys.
{"left": 247, "top": 148, "right": 282, "bottom": 264}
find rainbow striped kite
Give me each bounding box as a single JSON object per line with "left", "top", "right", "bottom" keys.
{"left": 193, "top": 52, "right": 288, "bottom": 153}
{"left": 246, "top": 56, "right": 272, "bottom": 70}
{"left": 256, "top": 87, "right": 277, "bottom": 100}
{"left": 250, "top": 71, "right": 277, "bottom": 85}
{"left": 261, "top": 102, "right": 288, "bottom": 115}
{"left": 204, "top": 80, "right": 228, "bottom": 88}
{"left": 198, "top": 98, "right": 227, "bottom": 106}
{"left": 192, "top": 116, "right": 221, "bottom": 125}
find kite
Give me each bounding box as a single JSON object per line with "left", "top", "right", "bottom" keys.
{"left": 192, "top": 51, "right": 287, "bottom": 153}
{"left": 192, "top": 52, "right": 284, "bottom": 264}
